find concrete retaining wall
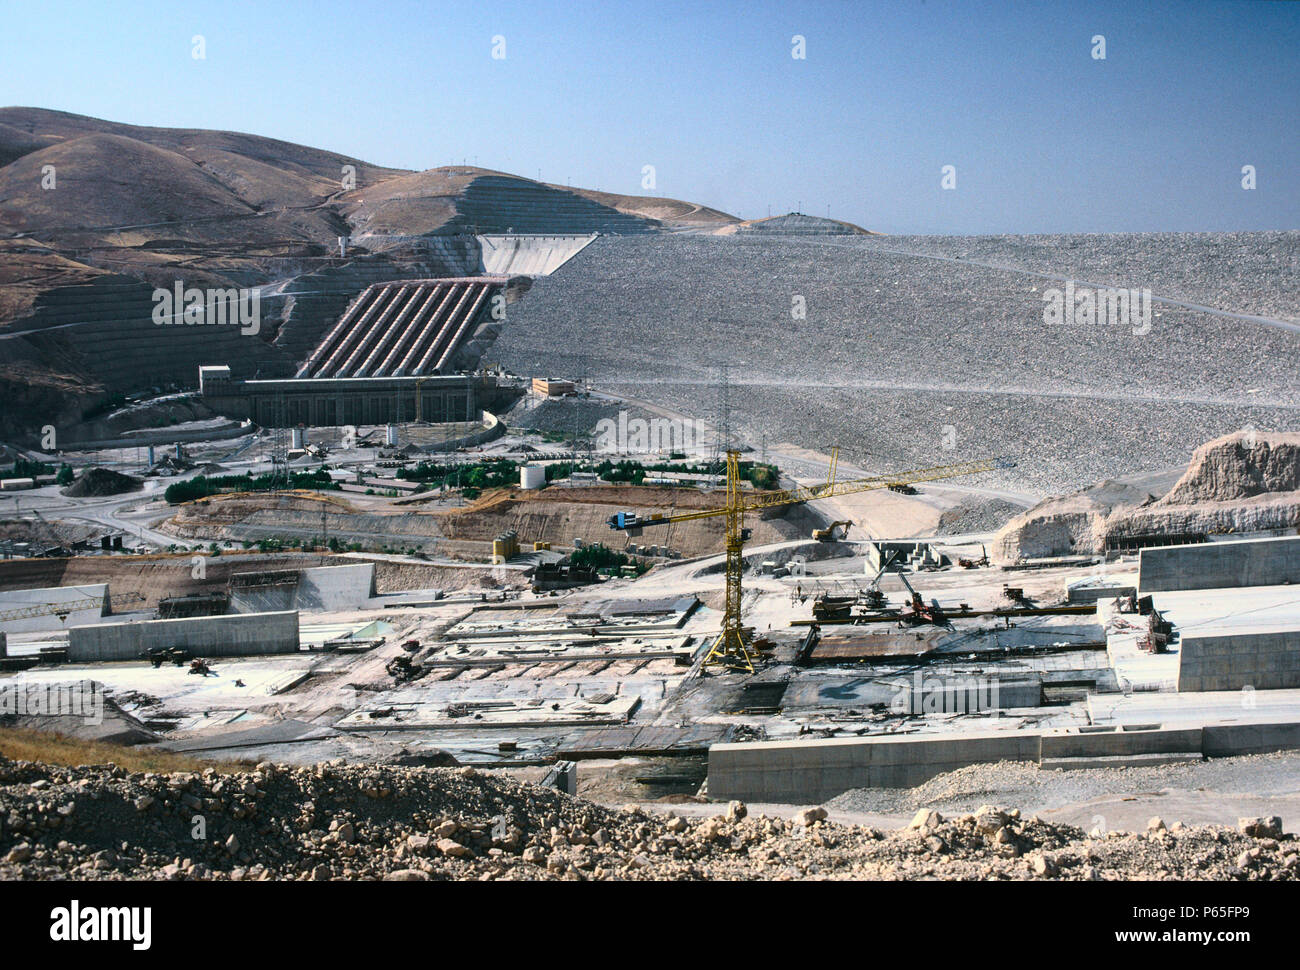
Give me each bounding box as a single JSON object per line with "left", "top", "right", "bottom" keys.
{"left": 1040, "top": 725, "right": 1203, "bottom": 759}
{"left": 67, "top": 611, "right": 299, "bottom": 662}
{"left": 708, "top": 731, "right": 1043, "bottom": 803}
{"left": 230, "top": 564, "right": 374, "bottom": 614}
{"left": 1178, "top": 629, "right": 1300, "bottom": 691}
{"left": 1139, "top": 535, "right": 1300, "bottom": 593}
{"left": 709, "top": 719, "right": 1300, "bottom": 802}
{"left": 1202, "top": 721, "right": 1300, "bottom": 756}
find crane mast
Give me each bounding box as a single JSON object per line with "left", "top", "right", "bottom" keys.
{"left": 608, "top": 449, "right": 1015, "bottom": 672}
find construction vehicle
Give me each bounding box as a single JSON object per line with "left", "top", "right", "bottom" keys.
{"left": 147, "top": 647, "right": 191, "bottom": 668}
{"left": 812, "top": 520, "right": 853, "bottom": 542}
{"left": 1141, "top": 610, "right": 1174, "bottom": 653}
{"left": 606, "top": 448, "right": 1014, "bottom": 672}
{"left": 813, "top": 552, "right": 898, "bottom": 621}
{"left": 895, "top": 568, "right": 947, "bottom": 626}
{"left": 958, "top": 545, "right": 989, "bottom": 568}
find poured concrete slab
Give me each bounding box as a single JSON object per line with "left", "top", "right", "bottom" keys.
{"left": 425, "top": 634, "right": 694, "bottom": 666}
{"left": 164, "top": 718, "right": 339, "bottom": 753}
{"left": 1088, "top": 688, "right": 1300, "bottom": 726}
{"left": 336, "top": 693, "right": 639, "bottom": 731}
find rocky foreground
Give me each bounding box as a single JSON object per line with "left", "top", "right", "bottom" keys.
{"left": 1, "top": 756, "right": 1296, "bottom": 881}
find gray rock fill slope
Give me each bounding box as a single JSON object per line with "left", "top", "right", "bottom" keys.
{"left": 490, "top": 234, "right": 1300, "bottom": 494}
{"left": 863, "top": 232, "right": 1300, "bottom": 323}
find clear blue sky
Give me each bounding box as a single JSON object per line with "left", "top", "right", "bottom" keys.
{"left": 2, "top": 0, "right": 1296, "bottom": 234}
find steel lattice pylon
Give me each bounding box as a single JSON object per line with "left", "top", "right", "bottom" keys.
{"left": 702, "top": 451, "right": 754, "bottom": 672}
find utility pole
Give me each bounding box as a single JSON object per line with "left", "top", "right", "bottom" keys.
{"left": 709, "top": 362, "right": 732, "bottom": 480}
{"left": 271, "top": 391, "right": 288, "bottom": 490}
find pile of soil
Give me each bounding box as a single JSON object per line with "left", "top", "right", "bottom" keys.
{"left": 61, "top": 466, "right": 142, "bottom": 497}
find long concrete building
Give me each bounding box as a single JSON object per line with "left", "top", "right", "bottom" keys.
{"left": 67, "top": 611, "right": 300, "bottom": 662}
{"left": 199, "top": 366, "right": 512, "bottom": 428}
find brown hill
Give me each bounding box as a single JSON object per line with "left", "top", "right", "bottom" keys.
{"left": 0, "top": 133, "right": 258, "bottom": 235}
{"left": 0, "top": 107, "right": 402, "bottom": 187}
{"left": 717, "top": 212, "right": 875, "bottom": 235}
{"left": 558, "top": 186, "right": 739, "bottom": 230}
{"left": 0, "top": 108, "right": 736, "bottom": 433}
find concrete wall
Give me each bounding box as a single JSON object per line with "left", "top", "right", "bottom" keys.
{"left": 1202, "top": 721, "right": 1300, "bottom": 756}
{"left": 478, "top": 234, "right": 598, "bottom": 276}
{"left": 708, "top": 731, "right": 1043, "bottom": 803}
{"left": 1139, "top": 535, "right": 1300, "bottom": 593}
{"left": 1040, "top": 725, "right": 1203, "bottom": 761}
{"left": 67, "top": 611, "right": 299, "bottom": 662}
{"left": 709, "top": 720, "right": 1300, "bottom": 802}
{"left": 230, "top": 564, "right": 374, "bottom": 614}
{"left": 423, "top": 411, "right": 505, "bottom": 454}
{"left": 1178, "top": 628, "right": 1300, "bottom": 691}
{"left": 1067, "top": 583, "right": 1136, "bottom": 604}
{"left": 0, "top": 584, "right": 109, "bottom": 634}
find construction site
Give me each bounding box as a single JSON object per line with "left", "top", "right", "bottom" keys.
{"left": 1, "top": 96, "right": 1298, "bottom": 888}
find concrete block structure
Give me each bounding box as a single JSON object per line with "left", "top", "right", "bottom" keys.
{"left": 1177, "top": 627, "right": 1300, "bottom": 692}
{"left": 67, "top": 611, "right": 299, "bottom": 662}
{"left": 201, "top": 369, "right": 507, "bottom": 428}
{"left": 1038, "top": 725, "right": 1203, "bottom": 768}
{"left": 229, "top": 564, "right": 375, "bottom": 614}
{"left": 1202, "top": 720, "right": 1300, "bottom": 756}
{"left": 708, "top": 731, "right": 1043, "bottom": 802}
{"left": 532, "top": 377, "right": 576, "bottom": 397}
{"left": 709, "top": 719, "right": 1300, "bottom": 802}
{"left": 479, "top": 234, "right": 597, "bottom": 276}
{"left": 1139, "top": 535, "right": 1300, "bottom": 593}
{"left": 866, "top": 540, "right": 942, "bottom": 574}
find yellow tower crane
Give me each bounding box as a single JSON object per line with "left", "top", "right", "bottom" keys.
{"left": 606, "top": 449, "right": 1015, "bottom": 673}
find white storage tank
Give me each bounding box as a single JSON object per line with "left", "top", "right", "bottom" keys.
{"left": 520, "top": 464, "right": 546, "bottom": 490}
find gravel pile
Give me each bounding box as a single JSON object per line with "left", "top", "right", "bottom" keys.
{"left": 508, "top": 397, "right": 661, "bottom": 439}
{"left": 491, "top": 234, "right": 1300, "bottom": 494}
{"left": 61, "top": 467, "right": 142, "bottom": 497}
{"left": 935, "top": 497, "right": 1024, "bottom": 535}
{"left": 826, "top": 753, "right": 1300, "bottom": 818}
{"left": 1, "top": 756, "right": 1295, "bottom": 881}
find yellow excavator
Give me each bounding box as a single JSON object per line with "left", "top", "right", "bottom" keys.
{"left": 606, "top": 448, "right": 1015, "bottom": 673}
{"left": 812, "top": 520, "right": 853, "bottom": 542}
